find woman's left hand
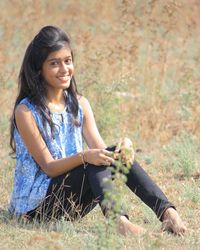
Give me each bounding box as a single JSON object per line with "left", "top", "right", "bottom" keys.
{"left": 83, "top": 148, "right": 115, "bottom": 166}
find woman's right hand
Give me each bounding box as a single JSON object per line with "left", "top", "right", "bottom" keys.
{"left": 83, "top": 149, "right": 114, "bottom": 166}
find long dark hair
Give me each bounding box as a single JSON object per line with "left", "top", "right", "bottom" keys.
{"left": 10, "top": 25, "right": 79, "bottom": 153}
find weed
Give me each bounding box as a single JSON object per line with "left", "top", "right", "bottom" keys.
{"left": 183, "top": 182, "right": 200, "bottom": 204}
{"left": 163, "top": 133, "right": 200, "bottom": 177}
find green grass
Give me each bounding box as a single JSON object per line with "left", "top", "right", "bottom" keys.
{"left": 163, "top": 133, "right": 200, "bottom": 177}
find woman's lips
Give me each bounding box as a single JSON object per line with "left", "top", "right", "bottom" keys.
{"left": 58, "top": 76, "right": 71, "bottom": 82}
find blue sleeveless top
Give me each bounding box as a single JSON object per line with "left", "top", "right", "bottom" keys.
{"left": 9, "top": 97, "right": 84, "bottom": 215}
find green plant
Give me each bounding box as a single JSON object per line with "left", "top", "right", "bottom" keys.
{"left": 163, "top": 133, "right": 200, "bottom": 177}
{"left": 183, "top": 182, "right": 200, "bottom": 204}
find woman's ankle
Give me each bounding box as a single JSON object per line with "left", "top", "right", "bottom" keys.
{"left": 117, "top": 216, "right": 146, "bottom": 236}
{"left": 162, "top": 208, "right": 187, "bottom": 236}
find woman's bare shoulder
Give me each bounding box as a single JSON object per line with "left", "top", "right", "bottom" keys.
{"left": 77, "top": 95, "right": 90, "bottom": 108}
{"left": 15, "top": 103, "right": 31, "bottom": 117}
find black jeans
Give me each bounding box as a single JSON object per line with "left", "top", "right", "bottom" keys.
{"left": 26, "top": 150, "right": 174, "bottom": 222}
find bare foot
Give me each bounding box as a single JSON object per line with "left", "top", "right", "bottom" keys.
{"left": 161, "top": 208, "right": 187, "bottom": 236}
{"left": 117, "top": 216, "right": 146, "bottom": 236}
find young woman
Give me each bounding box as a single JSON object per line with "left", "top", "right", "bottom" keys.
{"left": 9, "top": 25, "right": 186, "bottom": 236}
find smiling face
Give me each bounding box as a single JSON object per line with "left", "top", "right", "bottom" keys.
{"left": 41, "top": 46, "right": 74, "bottom": 92}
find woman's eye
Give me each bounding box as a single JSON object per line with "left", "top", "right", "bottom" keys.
{"left": 50, "top": 61, "right": 59, "bottom": 66}
{"left": 65, "top": 59, "right": 72, "bottom": 64}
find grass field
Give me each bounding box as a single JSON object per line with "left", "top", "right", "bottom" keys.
{"left": 0, "top": 0, "right": 200, "bottom": 249}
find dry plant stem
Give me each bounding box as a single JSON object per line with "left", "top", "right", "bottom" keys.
{"left": 161, "top": 208, "right": 187, "bottom": 236}
{"left": 117, "top": 215, "right": 146, "bottom": 236}
{"left": 114, "top": 137, "right": 135, "bottom": 165}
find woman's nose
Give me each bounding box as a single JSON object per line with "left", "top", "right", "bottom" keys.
{"left": 60, "top": 62, "right": 68, "bottom": 73}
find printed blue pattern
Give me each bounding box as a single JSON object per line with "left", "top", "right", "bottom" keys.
{"left": 9, "top": 98, "right": 84, "bottom": 215}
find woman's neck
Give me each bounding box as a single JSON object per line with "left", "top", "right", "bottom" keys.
{"left": 46, "top": 90, "right": 66, "bottom": 112}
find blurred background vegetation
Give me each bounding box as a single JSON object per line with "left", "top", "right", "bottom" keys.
{"left": 0, "top": 0, "right": 200, "bottom": 249}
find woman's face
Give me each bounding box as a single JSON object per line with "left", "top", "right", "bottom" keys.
{"left": 41, "top": 47, "right": 74, "bottom": 91}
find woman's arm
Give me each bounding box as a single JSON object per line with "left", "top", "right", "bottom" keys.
{"left": 78, "top": 96, "right": 115, "bottom": 163}
{"left": 15, "top": 104, "right": 85, "bottom": 177}
{"left": 15, "top": 104, "right": 113, "bottom": 178}
{"left": 79, "top": 96, "right": 106, "bottom": 149}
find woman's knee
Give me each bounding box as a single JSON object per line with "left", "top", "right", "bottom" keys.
{"left": 86, "top": 164, "right": 113, "bottom": 181}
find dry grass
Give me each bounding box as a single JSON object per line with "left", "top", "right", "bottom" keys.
{"left": 0, "top": 0, "right": 200, "bottom": 249}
